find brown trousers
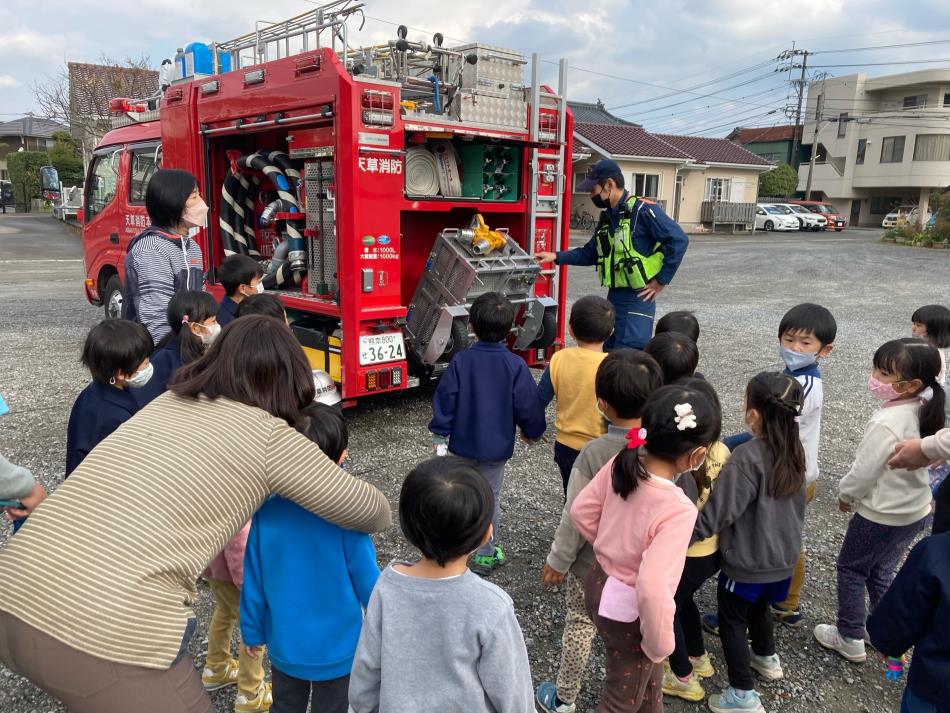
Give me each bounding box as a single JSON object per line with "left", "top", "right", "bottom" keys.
{"left": 0, "top": 610, "right": 212, "bottom": 713}
{"left": 585, "top": 563, "right": 662, "bottom": 713}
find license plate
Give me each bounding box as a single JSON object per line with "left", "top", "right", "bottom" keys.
{"left": 359, "top": 332, "right": 406, "bottom": 366}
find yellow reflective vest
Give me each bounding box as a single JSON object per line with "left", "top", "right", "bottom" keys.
{"left": 595, "top": 196, "right": 665, "bottom": 289}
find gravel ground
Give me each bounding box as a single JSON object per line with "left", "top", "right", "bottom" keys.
{"left": 0, "top": 214, "right": 944, "bottom": 713}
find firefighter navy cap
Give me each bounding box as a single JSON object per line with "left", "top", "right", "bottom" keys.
{"left": 577, "top": 159, "right": 623, "bottom": 192}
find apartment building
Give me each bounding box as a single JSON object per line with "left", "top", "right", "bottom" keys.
{"left": 797, "top": 69, "right": 950, "bottom": 226}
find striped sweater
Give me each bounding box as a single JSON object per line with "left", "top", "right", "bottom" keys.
{"left": 0, "top": 392, "right": 392, "bottom": 669}
{"left": 122, "top": 228, "right": 205, "bottom": 343}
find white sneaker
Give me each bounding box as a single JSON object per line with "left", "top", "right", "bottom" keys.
{"left": 750, "top": 652, "right": 783, "bottom": 681}
{"left": 813, "top": 624, "right": 866, "bottom": 662}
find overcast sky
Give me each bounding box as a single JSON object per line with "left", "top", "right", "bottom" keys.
{"left": 2, "top": 0, "right": 949, "bottom": 136}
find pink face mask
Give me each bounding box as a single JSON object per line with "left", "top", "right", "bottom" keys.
{"left": 867, "top": 375, "right": 906, "bottom": 403}
{"left": 182, "top": 198, "right": 208, "bottom": 228}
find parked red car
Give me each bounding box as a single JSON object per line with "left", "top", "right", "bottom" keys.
{"left": 787, "top": 200, "right": 848, "bottom": 231}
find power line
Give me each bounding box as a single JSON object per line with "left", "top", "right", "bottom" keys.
{"left": 810, "top": 58, "right": 950, "bottom": 68}
{"left": 811, "top": 39, "right": 950, "bottom": 55}
{"left": 646, "top": 86, "right": 790, "bottom": 133}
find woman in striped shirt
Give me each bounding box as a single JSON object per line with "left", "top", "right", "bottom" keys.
{"left": 0, "top": 316, "right": 392, "bottom": 713}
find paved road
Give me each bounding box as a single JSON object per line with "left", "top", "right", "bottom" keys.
{"left": 0, "top": 214, "right": 945, "bottom": 712}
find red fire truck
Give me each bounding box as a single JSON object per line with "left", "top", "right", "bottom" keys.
{"left": 80, "top": 4, "right": 573, "bottom": 404}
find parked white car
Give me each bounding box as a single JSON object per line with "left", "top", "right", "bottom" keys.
{"left": 781, "top": 203, "right": 827, "bottom": 231}
{"left": 882, "top": 205, "right": 919, "bottom": 229}
{"left": 755, "top": 204, "right": 800, "bottom": 232}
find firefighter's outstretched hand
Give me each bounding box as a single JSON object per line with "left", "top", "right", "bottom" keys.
{"left": 534, "top": 251, "right": 556, "bottom": 264}
{"left": 639, "top": 280, "right": 664, "bottom": 302}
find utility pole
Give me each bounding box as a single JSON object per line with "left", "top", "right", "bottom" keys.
{"left": 777, "top": 48, "right": 808, "bottom": 170}
{"left": 804, "top": 73, "right": 829, "bottom": 200}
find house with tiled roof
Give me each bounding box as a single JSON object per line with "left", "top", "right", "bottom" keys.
{"left": 571, "top": 105, "right": 774, "bottom": 231}
{"left": 726, "top": 125, "right": 806, "bottom": 167}
{"left": 67, "top": 62, "right": 159, "bottom": 158}
{"left": 0, "top": 116, "right": 68, "bottom": 181}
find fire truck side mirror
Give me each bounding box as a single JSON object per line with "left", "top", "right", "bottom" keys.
{"left": 466, "top": 53, "right": 478, "bottom": 66}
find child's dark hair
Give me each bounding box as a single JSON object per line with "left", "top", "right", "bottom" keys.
{"left": 469, "top": 292, "right": 514, "bottom": 343}
{"left": 295, "top": 402, "right": 348, "bottom": 464}
{"left": 158, "top": 290, "right": 218, "bottom": 365}
{"left": 911, "top": 305, "right": 950, "bottom": 349}
{"left": 400, "top": 457, "right": 494, "bottom": 566}
{"left": 655, "top": 311, "right": 700, "bottom": 343}
{"left": 569, "top": 295, "right": 615, "bottom": 344}
{"left": 595, "top": 349, "right": 664, "bottom": 419}
{"left": 237, "top": 293, "right": 287, "bottom": 322}
{"left": 611, "top": 383, "right": 722, "bottom": 499}
{"left": 745, "top": 372, "right": 805, "bottom": 498}
{"left": 219, "top": 255, "right": 264, "bottom": 297}
{"left": 778, "top": 303, "right": 837, "bottom": 348}
{"left": 81, "top": 319, "right": 153, "bottom": 384}
{"left": 645, "top": 332, "right": 699, "bottom": 384}
{"left": 874, "top": 338, "right": 946, "bottom": 438}
{"left": 676, "top": 377, "right": 723, "bottom": 494}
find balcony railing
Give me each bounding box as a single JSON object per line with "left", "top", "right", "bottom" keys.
{"left": 701, "top": 201, "right": 756, "bottom": 230}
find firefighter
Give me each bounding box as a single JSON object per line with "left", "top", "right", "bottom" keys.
{"left": 535, "top": 159, "right": 689, "bottom": 350}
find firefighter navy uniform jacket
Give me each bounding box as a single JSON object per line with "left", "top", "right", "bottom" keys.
{"left": 555, "top": 191, "right": 689, "bottom": 286}
{"left": 65, "top": 382, "right": 141, "bottom": 477}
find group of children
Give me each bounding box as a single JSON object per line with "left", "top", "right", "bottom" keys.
{"left": 8, "top": 253, "right": 950, "bottom": 713}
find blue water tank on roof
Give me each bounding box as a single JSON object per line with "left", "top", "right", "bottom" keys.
{"left": 185, "top": 42, "right": 231, "bottom": 75}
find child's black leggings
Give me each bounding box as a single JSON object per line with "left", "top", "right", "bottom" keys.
{"left": 717, "top": 586, "right": 775, "bottom": 691}
{"left": 669, "top": 552, "right": 720, "bottom": 678}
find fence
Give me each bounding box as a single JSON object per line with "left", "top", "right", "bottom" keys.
{"left": 700, "top": 201, "right": 756, "bottom": 232}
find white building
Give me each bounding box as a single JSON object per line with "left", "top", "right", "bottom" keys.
{"left": 797, "top": 69, "right": 950, "bottom": 226}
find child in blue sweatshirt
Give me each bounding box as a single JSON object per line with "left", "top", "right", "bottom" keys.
{"left": 428, "top": 291, "right": 546, "bottom": 575}
{"left": 240, "top": 403, "right": 380, "bottom": 713}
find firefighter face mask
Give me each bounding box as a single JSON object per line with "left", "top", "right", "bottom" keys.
{"left": 591, "top": 183, "right": 611, "bottom": 210}
{"left": 182, "top": 197, "right": 209, "bottom": 228}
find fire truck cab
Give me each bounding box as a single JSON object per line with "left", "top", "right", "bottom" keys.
{"left": 81, "top": 4, "right": 573, "bottom": 404}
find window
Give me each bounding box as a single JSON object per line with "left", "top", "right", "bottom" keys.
{"left": 85, "top": 149, "right": 120, "bottom": 221}
{"left": 704, "top": 177, "right": 732, "bottom": 202}
{"left": 869, "top": 196, "right": 902, "bottom": 215}
{"left": 903, "top": 94, "right": 928, "bottom": 110}
{"left": 632, "top": 173, "right": 659, "bottom": 199}
{"left": 761, "top": 152, "right": 784, "bottom": 162}
{"left": 128, "top": 144, "right": 160, "bottom": 204}
{"left": 837, "top": 113, "right": 848, "bottom": 139}
{"left": 945, "top": 93, "right": 950, "bottom": 108}
{"left": 880, "top": 136, "right": 905, "bottom": 163}
{"left": 913, "top": 134, "right": 950, "bottom": 161}
{"left": 856, "top": 138, "right": 867, "bottom": 164}
{"left": 574, "top": 172, "right": 589, "bottom": 193}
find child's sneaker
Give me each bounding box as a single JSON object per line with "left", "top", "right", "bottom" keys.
{"left": 472, "top": 545, "right": 506, "bottom": 576}
{"left": 535, "top": 681, "right": 576, "bottom": 713}
{"left": 701, "top": 612, "right": 720, "bottom": 636}
{"left": 234, "top": 681, "right": 273, "bottom": 713}
{"left": 750, "top": 652, "right": 783, "bottom": 681}
{"left": 661, "top": 664, "right": 705, "bottom": 702}
{"left": 708, "top": 686, "right": 766, "bottom": 713}
{"left": 769, "top": 603, "right": 803, "bottom": 628}
{"left": 690, "top": 652, "right": 715, "bottom": 678}
{"left": 201, "top": 657, "right": 239, "bottom": 691}
{"left": 813, "top": 624, "right": 866, "bottom": 662}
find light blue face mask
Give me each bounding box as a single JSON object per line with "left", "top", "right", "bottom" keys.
{"left": 778, "top": 344, "right": 818, "bottom": 372}
{"left": 126, "top": 363, "right": 154, "bottom": 389}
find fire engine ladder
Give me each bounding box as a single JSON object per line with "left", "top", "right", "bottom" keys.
{"left": 527, "top": 55, "right": 569, "bottom": 308}
{"left": 217, "top": 2, "right": 365, "bottom": 70}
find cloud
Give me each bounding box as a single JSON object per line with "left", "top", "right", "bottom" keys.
{"left": 0, "top": 75, "right": 19, "bottom": 88}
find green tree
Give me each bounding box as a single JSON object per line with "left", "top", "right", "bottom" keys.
{"left": 758, "top": 164, "right": 799, "bottom": 199}
{"left": 7, "top": 151, "right": 50, "bottom": 213}
{"left": 48, "top": 131, "right": 85, "bottom": 186}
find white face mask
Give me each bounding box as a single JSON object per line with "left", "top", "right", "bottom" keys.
{"left": 197, "top": 321, "right": 221, "bottom": 345}
{"left": 126, "top": 363, "right": 154, "bottom": 389}
{"left": 243, "top": 281, "right": 264, "bottom": 297}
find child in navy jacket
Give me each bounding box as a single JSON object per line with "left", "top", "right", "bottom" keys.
{"left": 428, "top": 292, "right": 546, "bottom": 575}
{"left": 66, "top": 320, "right": 154, "bottom": 477}
{"left": 241, "top": 403, "right": 379, "bottom": 713}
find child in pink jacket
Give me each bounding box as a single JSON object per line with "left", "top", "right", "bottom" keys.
{"left": 572, "top": 383, "right": 721, "bottom": 713}
{"left": 202, "top": 522, "right": 271, "bottom": 711}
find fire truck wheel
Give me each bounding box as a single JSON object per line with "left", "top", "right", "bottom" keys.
{"left": 445, "top": 320, "right": 472, "bottom": 358}
{"left": 530, "top": 309, "right": 558, "bottom": 349}
{"left": 103, "top": 275, "right": 123, "bottom": 320}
